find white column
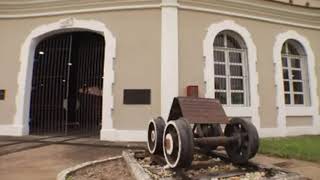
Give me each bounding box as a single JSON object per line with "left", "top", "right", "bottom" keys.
{"left": 161, "top": 0, "right": 179, "bottom": 120}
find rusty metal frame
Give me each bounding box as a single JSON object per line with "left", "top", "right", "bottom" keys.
{"left": 167, "top": 97, "right": 229, "bottom": 124}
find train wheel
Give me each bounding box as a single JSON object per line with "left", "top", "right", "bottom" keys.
{"left": 224, "top": 118, "right": 259, "bottom": 164}
{"left": 163, "top": 118, "right": 194, "bottom": 168}
{"left": 147, "top": 117, "right": 166, "bottom": 154}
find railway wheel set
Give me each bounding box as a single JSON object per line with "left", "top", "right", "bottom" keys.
{"left": 147, "top": 97, "right": 259, "bottom": 168}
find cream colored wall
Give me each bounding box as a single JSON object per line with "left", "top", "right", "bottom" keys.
{"left": 178, "top": 10, "right": 320, "bottom": 128}
{"left": 0, "top": 9, "right": 161, "bottom": 131}
{"left": 0, "top": 20, "right": 21, "bottom": 124}
{"left": 286, "top": 116, "right": 313, "bottom": 127}
{"left": 0, "top": 2, "right": 319, "bottom": 132}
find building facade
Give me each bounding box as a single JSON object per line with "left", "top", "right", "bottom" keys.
{"left": 0, "top": 0, "right": 319, "bottom": 141}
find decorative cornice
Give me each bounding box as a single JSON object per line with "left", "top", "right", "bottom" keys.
{"left": 178, "top": 0, "right": 320, "bottom": 30}
{"left": 179, "top": 0, "right": 320, "bottom": 17}
{"left": 0, "top": 0, "right": 319, "bottom": 31}
{"left": 266, "top": 0, "right": 320, "bottom": 9}
{"left": 0, "top": 0, "right": 161, "bottom": 18}
{"left": 0, "top": 5, "right": 161, "bottom": 19}
{"left": 0, "top": 0, "right": 160, "bottom": 5}
{"left": 0, "top": 0, "right": 61, "bottom": 5}
{"left": 237, "top": 0, "right": 320, "bottom": 16}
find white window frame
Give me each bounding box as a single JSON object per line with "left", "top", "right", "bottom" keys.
{"left": 281, "top": 41, "right": 310, "bottom": 106}
{"left": 213, "top": 32, "right": 250, "bottom": 107}
{"left": 273, "top": 30, "right": 319, "bottom": 135}
{"left": 203, "top": 20, "right": 260, "bottom": 129}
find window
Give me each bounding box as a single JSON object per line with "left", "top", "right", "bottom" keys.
{"left": 213, "top": 31, "right": 249, "bottom": 106}
{"left": 281, "top": 40, "right": 310, "bottom": 106}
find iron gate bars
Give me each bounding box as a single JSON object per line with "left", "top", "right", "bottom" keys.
{"left": 29, "top": 32, "right": 105, "bottom": 135}
{"left": 74, "top": 32, "right": 105, "bottom": 134}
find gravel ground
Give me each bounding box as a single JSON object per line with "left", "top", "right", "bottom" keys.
{"left": 136, "top": 152, "right": 291, "bottom": 180}
{"left": 69, "top": 158, "right": 133, "bottom": 180}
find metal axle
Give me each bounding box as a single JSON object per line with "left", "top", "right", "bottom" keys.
{"left": 194, "top": 135, "right": 240, "bottom": 148}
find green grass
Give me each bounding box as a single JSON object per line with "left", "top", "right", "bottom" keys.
{"left": 259, "top": 135, "right": 320, "bottom": 162}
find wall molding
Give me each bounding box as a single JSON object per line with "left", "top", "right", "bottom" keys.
{"left": 13, "top": 18, "right": 116, "bottom": 137}
{"left": 203, "top": 20, "right": 261, "bottom": 128}
{"left": 0, "top": 125, "right": 26, "bottom": 136}
{"left": 0, "top": 5, "right": 161, "bottom": 19}
{"left": 161, "top": 0, "right": 179, "bottom": 120}
{"left": 178, "top": 5, "right": 320, "bottom": 30}
{"left": 0, "top": 0, "right": 62, "bottom": 5}
{"left": 0, "top": 1, "right": 319, "bottom": 31}
{"left": 259, "top": 126, "right": 320, "bottom": 137}
{"left": 273, "top": 30, "right": 320, "bottom": 135}
{"left": 259, "top": 127, "right": 283, "bottom": 137}
{"left": 100, "top": 129, "right": 147, "bottom": 142}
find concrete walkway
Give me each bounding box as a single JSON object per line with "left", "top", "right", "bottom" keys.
{"left": 0, "top": 136, "right": 319, "bottom": 180}
{"left": 0, "top": 135, "right": 143, "bottom": 180}
{"left": 253, "top": 154, "right": 320, "bottom": 180}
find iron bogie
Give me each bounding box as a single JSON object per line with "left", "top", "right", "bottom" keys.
{"left": 146, "top": 97, "right": 259, "bottom": 169}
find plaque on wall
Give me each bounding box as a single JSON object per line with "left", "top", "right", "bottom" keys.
{"left": 0, "top": 90, "right": 5, "bottom": 100}
{"left": 123, "top": 89, "right": 151, "bottom": 105}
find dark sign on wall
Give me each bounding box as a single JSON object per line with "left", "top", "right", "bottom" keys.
{"left": 0, "top": 90, "right": 5, "bottom": 100}
{"left": 123, "top": 89, "right": 151, "bottom": 105}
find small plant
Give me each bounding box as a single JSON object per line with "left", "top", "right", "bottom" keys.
{"left": 66, "top": 175, "right": 72, "bottom": 180}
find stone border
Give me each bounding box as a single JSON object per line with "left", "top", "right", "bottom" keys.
{"left": 122, "top": 150, "right": 153, "bottom": 180}
{"left": 57, "top": 150, "right": 303, "bottom": 180}
{"left": 56, "top": 156, "right": 122, "bottom": 180}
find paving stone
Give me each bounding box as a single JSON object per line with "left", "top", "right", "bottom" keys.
{"left": 0, "top": 136, "right": 126, "bottom": 180}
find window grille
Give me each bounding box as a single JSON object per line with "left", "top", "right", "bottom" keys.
{"left": 281, "top": 40, "right": 310, "bottom": 106}
{"left": 213, "top": 31, "right": 249, "bottom": 106}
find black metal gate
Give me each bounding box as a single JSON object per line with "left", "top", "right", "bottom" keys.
{"left": 29, "top": 32, "right": 105, "bottom": 135}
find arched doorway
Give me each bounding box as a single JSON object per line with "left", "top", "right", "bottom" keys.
{"left": 29, "top": 31, "right": 105, "bottom": 135}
